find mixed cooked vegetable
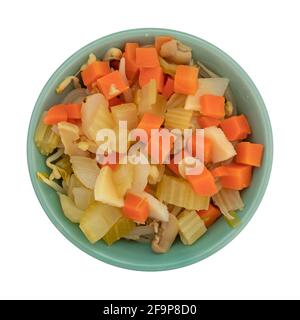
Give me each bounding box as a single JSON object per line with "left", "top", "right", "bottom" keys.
{"left": 35, "top": 36, "right": 264, "bottom": 253}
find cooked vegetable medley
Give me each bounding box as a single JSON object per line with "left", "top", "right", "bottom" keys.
{"left": 35, "top": 36, "right": 264, "bottom": 253}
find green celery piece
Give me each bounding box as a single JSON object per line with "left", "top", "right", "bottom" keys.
{"left": 225, "top": 211, "right": 241, "bottom": 228}
{"left": 102, "top": 217, "right": 136, "bottom": 246}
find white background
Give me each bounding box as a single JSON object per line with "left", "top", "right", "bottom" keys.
{"left": 0, "top": 0, "right": 299, "bottom": 300}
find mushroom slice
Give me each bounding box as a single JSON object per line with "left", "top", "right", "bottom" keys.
{"left": 160, "top": 40, "right": 192, "bottom": 65}
{"left": 103, "top": 48, "right": 123, "bottom": 61}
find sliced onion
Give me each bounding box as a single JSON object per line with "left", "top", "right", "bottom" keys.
{"left": 119, "top": 57, "right": 128, "bottom": 85}
{"left": 119, "top": 57, "right": 133, "bottom": 102}
{"left": 130, "top": 160, "right": 150, "bottom": 193}
{"left": 72, "top": 186, "right": 94, "bottom": 210}
{"left": 62, "top": 88, "right": 89, "bottom": 104}
{"left": 140, "top": 191, "right": 169, "bottom": 222}
{"left": 70, "top": 156, "right": 100, "bottom": 189}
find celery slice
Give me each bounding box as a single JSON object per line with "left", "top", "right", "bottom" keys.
{"left": 165, "top": 108, "right": 193, "bottom": 131}
{"left": 224, "top": 211, "right": 241, "bottom": 228}
{"left": 34, "top": 112, "right": 60, "bottom": 156}
{"left": 177, "top": 210, "right": 207, "bottom": 245}
{"left": 102, "top": 217, "right": 136, "bottom": 246}
{"left": 166, "top": 93, "right": 187, "bottom": 109}
{"left": 79, "top": 202, "right": 122, "bottom": 244}
{"left": 156, "top": 175, "right": 210, "bottom": 210}
{"left": 151, "top": 94, "right": 167, "bottom": 116}
{"left": 212, "top": 188, "right": 244, "bottom": 219}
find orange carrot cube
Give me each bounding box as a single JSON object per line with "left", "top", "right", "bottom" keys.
{"left": 197, "top": 203, "right": 221, "bottom": 228}
{"left": 137, "top": 112, "right": 164, "bottom": 136}
{"left": 155, "top": 36, "right": 173, "bottom": 53}
{"left": 97, "top": 70, "right": 129, "bottom": 100}
{"left": 122, "top": 193, "right": 149, "bottom": 224}
{"left": 200, "top": 94, "right": 225, "bottom": 119}
{"left": 235, "top": 142, "right": 264, "bottom": 167}
{"left": 43, "top": 104, "right": 68, "bottom": 125}
{"left": 220, "top": 115, "right": 251, "bottom": 141}
{"left": 162, "top": 77, "right": 174, "bottom": 99}
{"left": 81, "top": 61, "right": 110, "bottom": 87}
{"left": 139, "top": 67, "right": 164, "bottom": 92}
{"left": 136, "top": 48, "right": 160, "bottom": 68}
{"left": 186, "top": 166, "right": 218, "bottom": 197}
{"left": 174, "top": 65, "right": 198, "bottom": 95}
{"left": 197, "top": 116, "right": 221, "bottom": 128}
{"left": 65, "top": 103, "right": 82, "bottom": 119}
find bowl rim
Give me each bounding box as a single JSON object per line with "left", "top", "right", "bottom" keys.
{"left": 27, "top": 28, "right": 273, "bottom": 271}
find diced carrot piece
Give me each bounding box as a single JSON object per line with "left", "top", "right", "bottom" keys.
{"left": 109, "top": 97, "right": 124, "bottom": 108}
{"left": 186, "top": 166, "right": 218, "bottom": 197}
{"left": 162, "top": 77, "right": 174, "bottom": 99}
{"left": 137, "top": 112, "right": 164, "bottom": 136}
{"left": 125, "top": 43, "right": 139, "bottom": 60}
{"left": 81, "top": 61, "right": 110, "bottom": 87}
{"left": 221, "top": 168, "right": 252, "bottom": 190}
{"left": 189, "top": 134, "right": 213, "bottom": 164}
{"left": 124, "top": 43, "right": 139, "bottom": 81}
{"left": 147, "top": 129, "right": 175, "bottom": 164}
{"left": 200, "top": 94, "right": 225, "bottom": 119}
{"left": 197, "top": 203, "right": 221, "bottom": 228}
{"left": 122, "top": 193, "right": 149, "bottom": 224}
{"left": 136, "top": 48, "right": 160, "bottom": 68}
{"left": 155, "top": 36, "right": 173, "bottom": 53}
{"left": 65, "top": 103, "right": 82, "bottom": 119}
{"left": 236, "top": 142, "right": 264, "bottom": 167}
{"left": 174, "top": 65, "right": 198, "bottom": 95}
{"left": 197, "top": 116, "right": 221, "bottom": 128}
{"left": 125, "top": 57, "right": 139, "bottom": 81}
{"left": 43, "top": 104, "right": 68, "bottom": 125}
{"left": 211, "top": 163, "right": 252, "bottom": 190}
{"left": 139, "top": 67, "right": 164, "bottom": 92}
{"left": 203, "top": 137, "right": 213, "bottom": 164}
{"left": 220, "top": 115, "right": 251, "bottom": 141}
{"left": 211, "top": 165, "right": 229, "bottom": 178}
{"left": 97, "top": 70, "right": 129, "bottom": 100}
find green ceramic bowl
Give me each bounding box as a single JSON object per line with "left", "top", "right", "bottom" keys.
{"left": 27, "top": 28, "right": 273, "bottom": 271}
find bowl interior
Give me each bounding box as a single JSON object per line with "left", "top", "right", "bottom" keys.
{"left": 27, "top": 28, "right": 273, "bottom": 271}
